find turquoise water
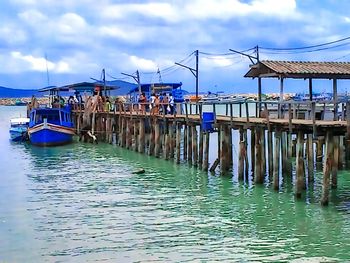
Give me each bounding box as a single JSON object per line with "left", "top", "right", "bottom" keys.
{"left": 0, "top": 106, "right": 349, "bottom": 262}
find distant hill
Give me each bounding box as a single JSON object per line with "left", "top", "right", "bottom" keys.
{"left": 0, "top": 86, "right": 41, "bottom": 98}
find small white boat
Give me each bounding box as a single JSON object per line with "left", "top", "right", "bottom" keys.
{"left": 9, "top": 117, "right": 30, "bottom": 142}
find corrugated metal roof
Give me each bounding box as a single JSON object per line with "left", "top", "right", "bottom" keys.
{"left": 245, "top": 60, "right": 350, "bottom": 79}
{"left": 261, "top": 60, "right": 350, "bottom": 75}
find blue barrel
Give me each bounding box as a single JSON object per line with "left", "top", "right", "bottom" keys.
{"left": 202, "top": 112, "right": 215, "bottom": 132}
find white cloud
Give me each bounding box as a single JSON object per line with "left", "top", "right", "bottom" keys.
{"left": 101, "top": 2, "right": 179, "bottom": 22}
{"left": 0, "top": 25, "right": 27, "bottom": 44}
{"left": 57, "top": 13, "right": 87, "bottom": 35}
{"left": 18, "top": 9, "right": 47, "bottom": 25}
{"left": 10, "top": 51, "right": 71, "bottom": 73}
{"left": 185, "top": 0, "right": 298, "bottom": 20}
{"left": 128, "top": 55, "right": 158, "bottom": 71}
{"left": 98, "top": 26, "right": 145, "bottom": 43}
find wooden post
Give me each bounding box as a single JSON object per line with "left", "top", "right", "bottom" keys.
{"left": 154, "top": 120, "right": 160, "bottom": 157}
{"left": 176, "top": 122, "right": 181, "bottom": 164}
{"left": 133, "top": 119, "right": 138, "bottom": 151}
{"left": 332, "top": 136, "right": 339, "bottom": 189}
{"left": 307, "top": 134, "right": 314, "bottom": 182}
{"left": 261, "top": 129, "right": 266, "bottom": 175}
{"left": 267, "top": 130, "right": 273, "bottom": 177}
{"left": 203, "top": 132, "right": 210, "bottom": 171}
{"left": 254, "top": 128, "right": 263, "bottom": 184}
{"left": 321, "top": 131, "right": 334, "bottom": 206}
{"left": 316, "top": 138, "right": 323, "bottom": 163}
{"left": 183, "top": 125, "right": 188, "bottom": 160}
{"left": 192, "top": 125, "right": 198, "bottom": 167}
{"left": 169, "top": 122, "right": 175, "bottom": 160}
{"left": 187, "top": 124, "right": 192, "bottom": 165}
{"left": 281, "top": 132, "right": 287, "bottom": 174}
{"left": 295, "top": 131, "right": 305, "bottom": 198}
{"left": 273, "top": 130, "right": 281, "bottom": 191}
{"left": 238, "top": 128, "right": 245, "bottom": 180}
{"left": 198, "top": 128, "right": 204, "bottom": 168}
{"left": 346, "top": 101, "right": 350, "bottom": 160}
{"left": 220, "top": 125, "right": 230, "bottom": 174}
{"left": 251, "top": 128, "right": 255, "bottom": 173}
{"left": 138, "top": 118, "right": 145, "bottom": 153}
{"left": 333, "top": 79, "right": 338, "bottom": 121}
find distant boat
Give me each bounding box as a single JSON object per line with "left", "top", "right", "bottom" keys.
{"left": 14, "top": 99, "right": 27, "bottom": 106}
{"left": 9, "top": 117, "right": 30, "bottom": 142}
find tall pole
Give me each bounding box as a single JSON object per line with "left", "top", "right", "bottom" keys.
{"left": 195, "top": 50, "right": 199, "bottom": 101}
{"left": 102, "top": 68, "right": 106, "bottom": 96}
{"left": 136, "top": 70, "right": 141, "bottom": 94}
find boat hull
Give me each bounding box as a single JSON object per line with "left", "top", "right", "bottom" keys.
{"left": 28, "top": 123, "right": 75, "bottom": 146}
{"left": 9, "top": 128, "right": 28, "bottom": 142}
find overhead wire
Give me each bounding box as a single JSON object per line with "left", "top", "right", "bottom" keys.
{"left": 260, "top": 35, "right": 350, "bottom": 51}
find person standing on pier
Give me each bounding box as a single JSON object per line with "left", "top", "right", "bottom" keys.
{"left": 139, "top": 92, "right": 147, "bottom": 113}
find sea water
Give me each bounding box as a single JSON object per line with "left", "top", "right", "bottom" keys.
{"left": 0, "top": 106, "right": 349, "bottom": 262}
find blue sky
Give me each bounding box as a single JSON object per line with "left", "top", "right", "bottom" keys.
{"left": 1, "top": 0, "right": 350, "bottom": 94}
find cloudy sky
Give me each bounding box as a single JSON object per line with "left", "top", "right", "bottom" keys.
{"left": 1, "top": 0, "right": 350, "bottom": 93}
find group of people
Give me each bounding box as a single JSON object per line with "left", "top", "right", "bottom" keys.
{"left": 138, "top": 92, "right": 175, "bottom": 115}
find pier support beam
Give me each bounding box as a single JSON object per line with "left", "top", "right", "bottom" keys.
{"left": 203, "top": 132, "right": 210, "bottom": 171}
{"left": 176, "top": 122, "right": 181, "bottom": 164}
{"left": 296, "top": 131, "right": 305, "bottom": 198}
{"left": 332, "top": 136, "right": 339, "bottom": 189}
{"left": 238, "top": 128, "right": 245, "bottom": 180}
{"left": 267, "top": 130, "right": 273, "bottom": 178}
{"left": 254, "top": 128, "right": 263, "bottom": 184}
{"left": 321, "top": 131, "right": 334, "bottom": 206}
{"left": 138, "top": 119, "right": 145, "bottom": 153}
{"left": 273, "top": 130, "right": 281, "bottom": 191}
{"left": 307, "top": 134, "right": 314, "bottom": 182}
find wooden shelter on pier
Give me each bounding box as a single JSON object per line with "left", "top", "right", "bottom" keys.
{"left": 245, "top": 60, "right": 350, "bottom": 116}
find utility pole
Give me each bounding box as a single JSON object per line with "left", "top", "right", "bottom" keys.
{"left": 175, "top": 50, "right": 199, "bottom": 112}
{"left": 121, "top": 70, "right": 141, "bottom": 94}
{"left": 102, "top": 68, "right": 106, "bottom": 96}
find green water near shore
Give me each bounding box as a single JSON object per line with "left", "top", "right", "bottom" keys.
{"left": 0, "top": 106, "right": 349, "bottom": 262}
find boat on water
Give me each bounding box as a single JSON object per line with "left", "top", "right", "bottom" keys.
{"left": 9, "top": 117, "right": 30, "bottom": 142}
{"left": 28, "top": 107, "right": 75, "bottom": 146}
{"left": 27, "top": 87, "right": 75, "bottom": 146}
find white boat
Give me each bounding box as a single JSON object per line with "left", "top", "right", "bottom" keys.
{"left": 9, "top": 117, "right": 30, "bottom": 142}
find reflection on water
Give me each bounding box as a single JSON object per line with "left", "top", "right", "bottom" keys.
{"left": 0, "top": 106, "right": 350, "bottom": 262}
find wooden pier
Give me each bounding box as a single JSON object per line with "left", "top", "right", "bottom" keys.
{"left": 73, "top": 99, "right": 350, "bottom": 206}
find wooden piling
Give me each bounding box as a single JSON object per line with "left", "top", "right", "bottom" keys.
{"left": 138, "top": 118, "right": 145, "bottom": 153}
{"left": 273, "top": 130, "right": 281, "bottom": 191}
{"left": 154, "top": 120, "right": 160, "bottom": 158}
{"left": 296, "top": 131, "right": 305, "bottom": 198}
{"left": 267, "top": 130, "right": 273, "bottom": 177}
{"left": 307, "top": 134, "right": 314, "bottom": 182}
{"left": 187, "top": 124, "right": 193, "bottom": 165}
{"left": 176, "top": 122, "right": 181, "bottom": 164}
{"left": 316, "top": 138, "right": 323, "bottom": 162}
{"left": 321, "top": 131, "right": 334, "bottom": 206}
{"left": 203, "top": 132, "right": 210, "bottom": 171}
{"left": 238, "top": 128, "right": 245, "bottom": 180}
{"left": 254, "top": 128, "right": 263, "bottom": 184}
{"left": 192, "top": 125, "right": 198, "bottom": 167}
{"left": 332, "top": 136, "right": 339, "bottom": 189}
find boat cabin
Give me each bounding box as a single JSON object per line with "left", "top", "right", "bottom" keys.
{"left": 29, "top": 108, "right": 73, "bottom": 128}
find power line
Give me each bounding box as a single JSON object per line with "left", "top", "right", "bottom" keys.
{"left": 261, "top": 41, "right": 350, "bottom": 55}
{"left": 260, "top": 35, "right": 350, "bottom": 51}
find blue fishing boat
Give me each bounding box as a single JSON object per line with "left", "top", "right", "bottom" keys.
{"left": 28, "top": 107, "right": 75, "bottom": 146}
{"left": 9, "top": 117, "right": 30, "bottom": 142}
{"left": 27, "top": 87, "right": 75, "bottom": 146}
